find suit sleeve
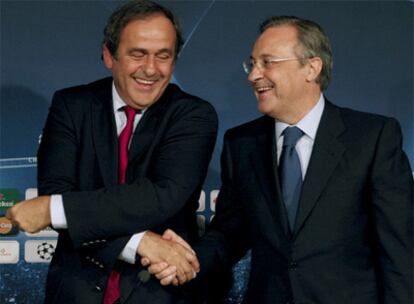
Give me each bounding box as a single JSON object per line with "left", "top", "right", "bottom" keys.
{"left": 370, "top": 118, "right": 413, "bottom": 303}
{"left": 194, "top": 131, "right": 250, "bottom": 278}
{"left": 61, "top": 100, "right": 218, "bottom": 249}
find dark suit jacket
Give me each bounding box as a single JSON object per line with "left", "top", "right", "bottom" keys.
{"left": 196, "top": 100, "right": 413, "bottom": 304}
{"left": 37, "top": 77, "right": 218, "bottom": 303}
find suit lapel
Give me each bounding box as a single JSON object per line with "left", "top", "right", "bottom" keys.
{"left": 90, "top": 78, "right": 119, "bottom": 187}
{"left": 293, "top": 101, "right": 345, "bottom": 237}
{"left": 250, "top": 117, "right": 291, "bottom": 243}
{"left": 126, "top": 85, "right": 174, "bottom": 176}
{"left": 127, "top": 101, "right": 163, "bottom": 171}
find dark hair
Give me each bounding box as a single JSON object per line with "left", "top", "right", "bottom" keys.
{"left": 260, "top": 16, "right": 333, "bottom": 90}
{"left": 103, "top": 0, "right": 184, "bottom": 59}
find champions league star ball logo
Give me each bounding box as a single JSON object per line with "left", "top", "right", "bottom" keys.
{"left": 36, "top": 242, "right": 55, "bottom": 261}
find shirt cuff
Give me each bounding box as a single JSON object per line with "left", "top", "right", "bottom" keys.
{"left": 118, "top": 232, "right": 146, "bottom": 264}
{"left": 50, "top": 194, "right": 68, "bottom": 229}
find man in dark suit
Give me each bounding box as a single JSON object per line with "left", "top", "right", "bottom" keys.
{"left": 148, "top": 16, "right": 413, "bottom": 303}
{"left": 6, "top": 1, "right": 217, "bottom": 303}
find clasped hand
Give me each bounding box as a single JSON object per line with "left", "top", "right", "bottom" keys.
{"left": 138, "top": 229, "right": 198, "bottom": 286}
{"left": 7, "top": 198, "right": 197, "bottom": 286}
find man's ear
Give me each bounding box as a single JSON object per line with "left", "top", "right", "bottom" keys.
{"left": 306, "top": 56, "right": 323, "bottom": 83}
{"left": 102, "top": 45, "right": 114, "bottom": 69}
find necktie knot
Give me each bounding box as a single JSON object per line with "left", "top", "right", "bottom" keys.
{"left": 123, "top": 106, "right": 137, "bottom": 121}
{"left": 283, "top": 126, "right": 304, "bottom": 148}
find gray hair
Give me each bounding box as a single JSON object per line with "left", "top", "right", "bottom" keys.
{"left": 260, "top": 16, "right": 333, "bottom": 90}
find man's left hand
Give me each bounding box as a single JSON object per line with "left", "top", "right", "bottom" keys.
{"left": 6, "top": 196, "right": 51, "bottom": 233}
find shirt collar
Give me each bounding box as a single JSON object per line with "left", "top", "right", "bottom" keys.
{"left": 275, "top": 94, "right": 325, "bottom": 141}
{"left": 112, "top": 82, "right": 126, "bottom": 113}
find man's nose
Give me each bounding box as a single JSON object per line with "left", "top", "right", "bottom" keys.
{"left": 248, "top": 64, "right": 264, "bottom": 83}
{"left": 142, "top": 56, "right": 157, "bottom": 75}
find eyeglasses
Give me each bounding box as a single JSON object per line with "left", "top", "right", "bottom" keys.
{"left": 242, "top": 56, "right": 303, "bottom": 74}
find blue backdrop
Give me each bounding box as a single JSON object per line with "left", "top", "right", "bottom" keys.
{"left": 1, "top": 1, "right": 413, "bottom": 303}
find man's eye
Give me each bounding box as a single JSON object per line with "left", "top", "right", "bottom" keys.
{"left": 262, "top": 59, "right": 273, "bottom": 68}
{"left": 130, "top": 52, "right": 145, "bottom": 59}
{"left": 157, "top": 54, "right": 172, "bottom": 61}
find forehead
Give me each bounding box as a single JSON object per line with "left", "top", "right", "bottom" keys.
{"left": 252, "top": 25, "right": 299, "bottom": 57}
{"left": 119, "top": 14, "right": 176, "bottom": 49}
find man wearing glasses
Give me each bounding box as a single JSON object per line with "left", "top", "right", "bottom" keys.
{"left": 148, "top": 15, "right": 413, "bottom": 304}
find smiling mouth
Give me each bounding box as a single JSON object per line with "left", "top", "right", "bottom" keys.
{"left": 255, "top": 85, "right": 274, "bottom": 94}
{"left": 133, "top": 77, "right": 158, "bottom": 86}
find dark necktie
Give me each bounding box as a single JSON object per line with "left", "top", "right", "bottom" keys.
{"left": 103, "top": 106, "right": 136, "bottom": 304}
{"left": 279, "top": 126, "right": 304, "bottom": 232}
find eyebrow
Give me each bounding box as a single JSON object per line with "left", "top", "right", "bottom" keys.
{"left": 128, "top": 48, "right": 146, "bottom": 54}
{"left": 156, "top": 48, "right": 174, "bottom": 55}
{"left": 250, "top": 54, "right": 276, "bottom": 59}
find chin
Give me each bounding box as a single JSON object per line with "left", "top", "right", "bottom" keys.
{"left": 257, "top": 102, "right": 273, "bottom": 116}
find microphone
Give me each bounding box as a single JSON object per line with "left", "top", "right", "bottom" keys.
{"left": 122, "top": 269, "right": 151, "bottom": 303}
{"left": 138, "top": 270, "right": 150, "bottom": 283}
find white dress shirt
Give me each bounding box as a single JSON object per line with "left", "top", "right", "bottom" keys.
{"left": 50, "top": 82, "right": 146, "bottom": 264}
{"left": 275, "top": 94, "right": 325, "bottom": 178}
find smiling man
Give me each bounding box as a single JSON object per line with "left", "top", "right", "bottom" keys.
{"left": 102, "top": 14, "right": 175, "bottom": 109}
{"left": 6, "top": 1, "right": 217, "bottom": 303}
{"left": 148, "top": 15, "right": 413, "bottom": 304}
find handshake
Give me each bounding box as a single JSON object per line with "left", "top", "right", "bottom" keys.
{"left": 5, "top": 196, "right": 200, "bottom": 286}
{"left": 137, "top": 229, "right": 199, "bottom": 286}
